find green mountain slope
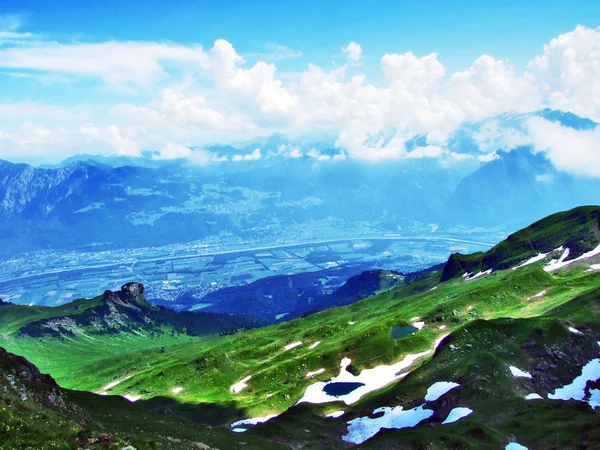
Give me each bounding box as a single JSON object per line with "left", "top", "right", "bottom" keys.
{"left": 441, "top": 205, "right": 600, "bottom": 281}
{"left": 0, "top": 346, "right": 285, "bottom": 449}
{"left": 2, "top": 206, "right": 600, "bottom": 448}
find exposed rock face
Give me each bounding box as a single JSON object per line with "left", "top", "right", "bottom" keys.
{"left": 121, "top": 282, "right": 145, "bottom": 301}
{"left": 0, "top": 346, "right": 58, "bottom": 386}
{"left": 16, "top": 283, "right": 264, "bottom": 340}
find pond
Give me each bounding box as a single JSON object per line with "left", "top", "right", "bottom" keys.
{"left": 390, "top": 325, "right": 418, "bottom": 340}
{"left": 323, "top": 382, "right": 365, "bottom": 397}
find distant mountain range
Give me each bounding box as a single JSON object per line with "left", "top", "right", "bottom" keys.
{"left": 0, "top": 109, "right": 598, "bottom": 256}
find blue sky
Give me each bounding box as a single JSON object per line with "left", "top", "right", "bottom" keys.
{"left": 0, "top": 0, "right": 599, "bottom": 170}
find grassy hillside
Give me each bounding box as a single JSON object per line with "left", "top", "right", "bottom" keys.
{"left": 441, "top": 205, "right": 600, "bottom": 280}
{"left": 2, "top": 206, "right": 600, "bottom": 448}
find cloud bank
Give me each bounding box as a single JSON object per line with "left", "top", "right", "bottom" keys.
{"left": 0, "top": 21, "right": 599, "bottom": 174}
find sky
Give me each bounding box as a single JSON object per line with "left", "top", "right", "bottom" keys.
{"left": 0, "top": 0, "right": 599, "bottom": 172}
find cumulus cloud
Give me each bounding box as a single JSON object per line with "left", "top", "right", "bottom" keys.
{"left": 232, "top": 148, "right": 261, "bottom": 161}
{"left": 527, "top": 116, "right": 600, "bottom": 177}
{"left": 152, "top": 142, "right": 212, "bottom": 165}
{"left": 1, "top": 25, "right": 600, "bottom": 173}
{"left": 342, "top": 42, "right": 362, "bottom": 65}
{"left": 530, "top": 25, "right": 600, "bottom": 122}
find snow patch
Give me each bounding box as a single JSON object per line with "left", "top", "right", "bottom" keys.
{"left": 230, "top": 375, "right": 252, "bottom": 394}
{"left": 413, "top": 321, "right": 425, "bottom": 330}
{"left": 506, "top": 443, "right": 529, "bottom": 450}
{"left": 297, "top": 352, "right": 431, "bottom": 406}
{"left": 442, "top": 407, "right": 473, "bottom": 424}
{"left": 545, "top": 244, "right": 600, "bottom": 272}
{"left": 424, "top": 381, "right": 460, "bottom": 402}
{"left": 590, "top": 264, "right": 600, "bottom": 271}
{"left": 348, "top": 321, "right": 356, "bottom": 325}
{"left": 171, "top": 387, "right": 183, "bottom": 394}
{"left": 525, "top": 393, "right": 543, "bottom": 400}
{"left": 438, "top": 325, "right": 447, "bottom": 330}
{"left": 409, "top": 317, "right": 420, "bottom": 322}
{"left": 309, "top": 341, "right": 321, "bottom": 350}
{"left": 548, "top": 358, "right": 600, "bottom": 408}
{"left": 569, "top": 327, "right": 583, "bottom": 335}
{"left": 515, "top": 252, "right": 548, "bottom": 269}
{"left": 326, "top": 410, "right": 345, "bottom": 418}
{"left": 284, "top": 341, "right": 302, "bottom": 351}
{"left": 99, "top": 374, "right": 134, "bottom": 394}
{"left": 231, "top": 414, "right": 278, "bottom": 428}
{"left": 467, "top": 269, "right": 492, "bottom": 281}
{"left": 122, "top": 394, "right": 140, "bottom": 402}
{"left": 342, "top": 404, "right": 433, "bottom": 444}
{"left": 509, "top": 366, "right": 532, "bottom": 379}
{"left": 232, "top": 428, "right": 247, "bottom": 433}
{"left": 306, "top": 368, "right": 326, "bottom": 378}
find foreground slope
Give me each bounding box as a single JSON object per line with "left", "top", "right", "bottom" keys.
{"left": 0, "top": 346, "right": 285, "bottom": 449}
{"left": 2, "top": 206, "right": 600, "bottom": 448}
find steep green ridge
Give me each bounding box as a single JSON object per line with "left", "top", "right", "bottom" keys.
{"left": 0, "top": 346, "right": 285, "bottom": 449}
{"left": 2, "top": 207, "right": 600, "bottom": 448}
{"left": 441, "top": 205, "right": 600, "bottom": 281}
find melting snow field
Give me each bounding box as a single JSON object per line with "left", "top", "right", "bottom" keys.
{"left": 525, "top": 393, "right": 543, "bottom": 400}
{"left": 544, "top": 244, "right": 600, "bottom": 272}
{"left": 548, "top": 358, "right": 600, "bottom": 408}
{"left": 342, "top": 404, "right": 433, "bottom": 444}
{"left": 230, "top": 375, "right": 252, "bottom": 394}
{"left": 297, "top": 352, "right": 431, "bottom": 406}
{"left": 424, "top": 381, "right": 460, "bottom": 402}
{"left": 326, "top": 410, "right": 345, "bottom": 418}
{"left": 509, "top": 366, "right": 533, "bottom": 379}
{"left": 515, "top": 252, "right": 547, "bottom": 269}
{"left": 284, "top": 341, "right": 303, "bottom": 351}
{"left": 442, "top": 407, "right": 473, "bottom": 424}
{"left": 467, "top": 269, "right": 492, "bottom": 281}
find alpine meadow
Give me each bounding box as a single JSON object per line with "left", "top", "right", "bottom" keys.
{"left": 1, "top": 1, "right": 600, "bottom": 449}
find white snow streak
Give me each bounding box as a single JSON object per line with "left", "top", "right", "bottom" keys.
{"left": 284, "top": 341, "right": 302, "bottom": 351}
{"left": 509, "top": 366, "right": 533, "bottom": 379}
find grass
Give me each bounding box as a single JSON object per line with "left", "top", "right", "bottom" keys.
{"left": 2, "top": 206, "right": 600, "bottom": 448}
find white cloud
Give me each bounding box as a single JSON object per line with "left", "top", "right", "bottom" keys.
{"left": 342, "top": 42, "right": 362, "bottom": 65}
{"left": 381, "top": 52, "right": 445, "bottom": 92}
{"left": 0, "top": 41, "right": 209, "bottom": 89}
{"left": 527, "top": 116, "right": 600, "bottom": 177}
{"left": 232, "top": 148, "right": 261, "bottom": 161}
{"left": 0, "top": 15, "right": 32, "bottom": 42}
{"left": 152, "top": 142, "right": 212, "bottom": 165}
{"left": 105, "top": 125, "right": 140, "bottom": 156}
{"left": 472, "top": 119, "right": 531, "bottom": 152}
{"left": 530, "top": 25, "right": 600, "bottom": 122}
{"left": 1, "top": 25, "right": 599, "bottom": 172}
